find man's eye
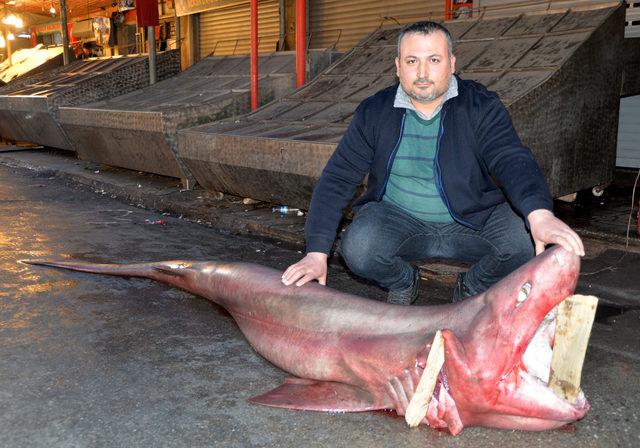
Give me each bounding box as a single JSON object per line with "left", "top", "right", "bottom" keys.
{"left": 430, "top": 58, "right": 440, "bottom": 63}
{"left": 406, "top": 59, "right": 416, "bottom": 64}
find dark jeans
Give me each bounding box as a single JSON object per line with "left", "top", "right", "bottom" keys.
{"left": 340, "top": 201, "right": 534, "bottom": 295}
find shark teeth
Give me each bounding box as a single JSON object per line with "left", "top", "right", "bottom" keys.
{"left": 522, "top": 307, "right": 558, "bottom": 385}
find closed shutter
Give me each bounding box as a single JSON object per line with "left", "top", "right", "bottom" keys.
{"left": 618, "top": 3, "right": 640, "bottom": 167}
{"left": 309, "top": 0, "right": 444, "bottom": 51}
{"left": 475, "top": 0, "right": 528, "bottom": 14}
{"left": 475, "top": 0, "right": 615, "bottom": 17}
{"left": 199, "top": 0, "right": 279, "bottom": 57}
{"left": 626, "top": 1, "right": 640, "bottom": 37}
{"left": 617, "top": 96, "right": 640, "bottom": 168}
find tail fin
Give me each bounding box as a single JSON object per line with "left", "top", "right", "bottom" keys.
{"left": 20, "top": 259, "right": 157, "bottom": 279}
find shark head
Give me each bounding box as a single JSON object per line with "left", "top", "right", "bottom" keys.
{"left": 439, "top": 246, "right": 589, "bottom": 433}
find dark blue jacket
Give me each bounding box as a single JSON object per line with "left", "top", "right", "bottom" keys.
{"left": 305, "top": 76, "right": 553, "bottom": 255}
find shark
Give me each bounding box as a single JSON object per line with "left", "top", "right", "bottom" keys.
{"left": 23, "top": 245, "right": 589, "bottom": 435}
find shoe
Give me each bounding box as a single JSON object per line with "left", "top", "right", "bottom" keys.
{"left": 387, "top": 268, "right": 419, "bottom": 305}
{"left": 452, "top": 272, "right": 471, "bottom": 302}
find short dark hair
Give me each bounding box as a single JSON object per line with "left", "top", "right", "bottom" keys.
{"left": 397, "top": 21, "right": 453, "bottom": 57}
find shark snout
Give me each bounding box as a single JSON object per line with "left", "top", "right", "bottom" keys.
{"left": 505, "top": 246, "right": 581, "bottom": 312}
{"left": 553, "top": 250, "right": 567, "bottom": 267}
{"left": 551, "top": 245, "right": 582, "bottom": 270}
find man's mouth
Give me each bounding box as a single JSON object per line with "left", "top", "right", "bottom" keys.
{"left": 414, "top": 79, "right": 433, "bottom": 88}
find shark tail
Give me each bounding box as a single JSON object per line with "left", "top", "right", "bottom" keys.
{"left": 19, "top": 259, "right": 161, "bottom": 279}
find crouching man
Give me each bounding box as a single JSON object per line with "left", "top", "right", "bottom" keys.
{"left": 282, "top": 21, "right": 583, "bottom": 304}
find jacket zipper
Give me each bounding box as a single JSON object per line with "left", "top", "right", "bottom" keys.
{"left": 377, "top": 111, "right": 406, "bottom": 200}
{"left": 433, "top": 108, "right": 479, "bottom": 230}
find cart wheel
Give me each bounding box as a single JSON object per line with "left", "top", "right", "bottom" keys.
{"left": 592, "top": 185, "right": 605, "bottom": 197}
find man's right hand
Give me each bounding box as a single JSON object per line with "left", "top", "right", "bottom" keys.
{"left": 281, "top": 252, "right": 328, "bottom": 287}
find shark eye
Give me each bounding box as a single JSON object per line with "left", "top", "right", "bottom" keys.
{"left": 516, "top": 282, "right": 531, "bottom": 307}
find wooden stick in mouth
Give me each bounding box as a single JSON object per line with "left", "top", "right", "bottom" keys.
{"left": 405, "top": 330, "right": 445, "bottom": 428}
{"left": 549, "top": 294, "right": 599, "bottom": 403}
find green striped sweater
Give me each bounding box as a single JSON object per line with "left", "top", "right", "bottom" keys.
{"left": 382, "top": 109, "right": 453, "bottom": 223}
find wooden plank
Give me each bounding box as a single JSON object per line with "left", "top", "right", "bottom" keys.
{"left": 405, "top": 330, "right": 445, "bottom": 428}
{"left": 549, "top": 294, "right": 599, "bottom": 403}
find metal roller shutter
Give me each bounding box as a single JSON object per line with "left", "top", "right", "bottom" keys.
{"left": 309, "top": 0, "right": 444, "bottom": 51}
{"left": 626, "top": 1, "right": 640, "bottom": 37}
{"left": 199, "top": 0, "right": 280, "bottom": 57}
{"left": 616, "top": 3, "right": 640, "bottom": 167}
{"left": 617, "top": 95, "right": 640, "bottom": 168}
{"left": 475, "top": 0, "right": 618, "bottom": 17}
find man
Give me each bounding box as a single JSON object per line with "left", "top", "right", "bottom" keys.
{"left": 282, "top": 21, "right": 584, "bottom": 304}
{"left": 78, "top": 42, "right": 95, "bottom": 60}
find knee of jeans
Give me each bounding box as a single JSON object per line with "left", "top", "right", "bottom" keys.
{"left": 501, "top": 238, "right": 535, "bottom": 265}
{"left": 340, "top": 226, "right": 385, "bottom": 276}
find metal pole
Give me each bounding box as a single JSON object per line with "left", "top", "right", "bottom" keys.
{"left": 1, "top": 4, "right": 8, "bottom": 66}
{"left": 59, "top": 0, "right": 71, "bottom": 64}
{"left": 147, "top": 25, "right": 157, "bottom": 85}
{"left": 1, "top": 13, "right": 12, "bottom": 66}
{"left": 1, "top": 28, "right": 11, "bottom": 67}
{"left": 250, "top": 0, "right": 258, "bottom": 111}
{"left": 295, "top": 0, "right": 306, "bottom": 87}
{"left": 6, "top": 30, "right": 12, "bottom": 66}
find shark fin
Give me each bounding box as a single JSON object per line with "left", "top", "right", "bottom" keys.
{"left": 248, "top": 377, "right": 385, "bottom": 412}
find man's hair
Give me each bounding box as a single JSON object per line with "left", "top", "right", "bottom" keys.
{"left": 397, "top": 21, "right": 454, "bottom": 57}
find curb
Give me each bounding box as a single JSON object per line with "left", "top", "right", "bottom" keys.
{"left": 1, "top": 148, "right": 638, "bottom": 257}
{"left": 0, "top": 149, "right": 308, "bottom": 249}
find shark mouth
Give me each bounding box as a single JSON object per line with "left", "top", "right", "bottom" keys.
{"left": 520, "top": 283, "right": 590, "bottom": 405}
{"left": 418, "top": 304, "right": 590, "bottom": 435}
{"left": 522, "top": 301, "right": 559, "bottom": 388}
{"left": 424, "top": 248, "right": 592, "bottom": 435}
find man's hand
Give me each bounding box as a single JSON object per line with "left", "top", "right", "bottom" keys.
{"left": 282, "top": 252, "right": 328, "bottom": 286}
{"left": 527, "top": 209, "right": 585, "bottom": 256}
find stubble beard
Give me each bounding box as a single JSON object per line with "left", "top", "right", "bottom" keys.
{"left": 406, "top": 77, "right": 450, "bottom": 103}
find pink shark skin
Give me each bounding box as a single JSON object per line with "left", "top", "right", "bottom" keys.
{"left": 23, "top": 246, "right": 589, "bottom": 435}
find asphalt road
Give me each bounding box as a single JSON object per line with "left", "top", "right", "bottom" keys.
{"left": 1, "top": 164, "right": 638, "bottom": 447}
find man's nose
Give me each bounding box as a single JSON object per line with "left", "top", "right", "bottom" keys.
{"left": 417, "top": 62, "right": 428, "bottom": 79}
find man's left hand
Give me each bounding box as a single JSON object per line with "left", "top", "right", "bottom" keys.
{"left": 527, "top": 209, "right": 585, "bottom": 256}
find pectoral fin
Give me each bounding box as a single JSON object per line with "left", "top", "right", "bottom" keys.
{"left": 248, "top": 377, "right": 384, "bottom": 412}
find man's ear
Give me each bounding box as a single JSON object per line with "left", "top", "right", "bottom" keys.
{"left": 450, "top": 54, "right": 457, "bottom": 74}
{"left": 395, "top": 57, "right": 400, "bottom": 78}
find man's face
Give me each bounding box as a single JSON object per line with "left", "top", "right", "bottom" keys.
{"left": 395, "top": 31, "right": 456, "bottom": 104}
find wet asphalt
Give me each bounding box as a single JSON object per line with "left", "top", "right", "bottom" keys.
{"left": 0, "top": 157, "right": 639, "bottom": 447}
